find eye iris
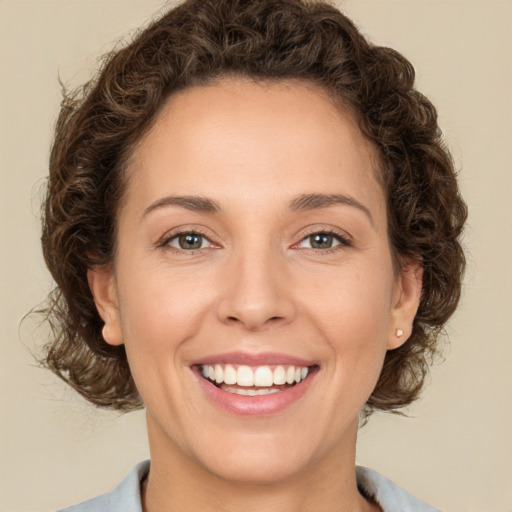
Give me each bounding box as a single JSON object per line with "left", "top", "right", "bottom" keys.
{"left": 311, "top": 233, "right": 333, "bottom": 249}
{"left": 179, "top": 234, "right": 202, "bottom": 249}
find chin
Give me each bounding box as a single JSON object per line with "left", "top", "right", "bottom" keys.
{"left": 202, "top": 449, "right": 312, "bottom": 485}
{"left": 185, "top": 425, "right": 333, "bottom": 486}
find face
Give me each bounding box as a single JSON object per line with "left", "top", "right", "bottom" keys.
{"left": 89, "top": 78, "right": 421, "bottom": 485}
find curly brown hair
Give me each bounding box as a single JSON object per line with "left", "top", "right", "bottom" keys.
{"left": 40, "top": 0, "right": 467, "bottom": 414}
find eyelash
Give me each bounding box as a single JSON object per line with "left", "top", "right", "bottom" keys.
{"left": 295, "top": 227, "right": 351, "bottom": 253}
{"left": 159, "top": 228, "right": 215, "bottom": 253}
{"left": 159, "top": 228, "right": 351, "bottom": 254}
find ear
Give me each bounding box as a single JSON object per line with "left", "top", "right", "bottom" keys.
{"left": 387, "top": 259, "right": 423, "bottom": 350}
{"left": 87, "top": 265, "right": 123, "bottom": 346}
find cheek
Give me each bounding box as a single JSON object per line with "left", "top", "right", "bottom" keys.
{"left": 115, "top": 263, "right": 216, "bottom": 361}
{"left": 306, "top": 262, "right": 395, "bottom": 338}
{"left": 303, "top": 262, "right": 395, "bottom": 390}
{"left": 114, "top": 263, "right": 219, "bottom": 419}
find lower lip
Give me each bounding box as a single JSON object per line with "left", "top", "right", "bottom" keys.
{"left": 194, "top": 368, "right": 317, "bottom": 416}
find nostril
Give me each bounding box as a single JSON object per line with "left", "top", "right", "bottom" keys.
{"left": 226, "top": 315, "right": 282, "bottom": 322}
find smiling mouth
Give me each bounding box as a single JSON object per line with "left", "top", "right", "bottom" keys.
{"left": 198, "top": 364, "right": 317, "bottom": 396}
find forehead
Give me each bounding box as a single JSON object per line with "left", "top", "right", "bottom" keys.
{"left": 124, "top": 78, "right": 384, "bottom": 223}
{"left": 137, "top": 78, "right": 375, "bottom": 161}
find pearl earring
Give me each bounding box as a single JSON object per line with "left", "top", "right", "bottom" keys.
{"left": 396, "top": 329, "right": 404, "bottom": 337}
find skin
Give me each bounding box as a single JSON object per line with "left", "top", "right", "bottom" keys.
{"left": 88, "top": 78, "right": 422, "bottom": 512}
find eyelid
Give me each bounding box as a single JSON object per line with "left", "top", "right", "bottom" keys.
{"left": 157, "top": 226, "right": 220, "bottom": 251}
{"left": 293, "top": 226, "right": 352, "bottom": 250}
{"left": 157, "top": 224, "right": 351, "bottom": 252}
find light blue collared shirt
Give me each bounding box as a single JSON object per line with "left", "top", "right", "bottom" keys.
{"left": 57, "top": 460, "right": 441, "bottom": 512}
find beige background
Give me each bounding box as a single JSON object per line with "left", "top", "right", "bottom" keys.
{"left": 1, "top": 1, "right": 511, "bottom": 511}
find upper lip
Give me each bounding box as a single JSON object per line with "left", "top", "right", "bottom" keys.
{"left": 191, "top": 351, "right": 317, "bottom": 367}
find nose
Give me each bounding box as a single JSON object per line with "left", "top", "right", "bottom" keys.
{"left": 216, "top": 248, "right": 296, "bottom": 331}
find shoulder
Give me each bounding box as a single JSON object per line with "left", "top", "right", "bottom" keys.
{"left": 356, "top": 466, "right": 441, "bottom": 512}
{"left": 56, "top": 460, "right": 149, "bottom": 512}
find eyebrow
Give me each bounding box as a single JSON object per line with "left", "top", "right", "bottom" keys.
{"left": 289, "top": 193, "right": 374, "bottom": 225}
{"left": 143, "top": 192, "right": 373, "bottom": 225}
{"left": 143, "top": 196, "right": 222, "bottom": 216}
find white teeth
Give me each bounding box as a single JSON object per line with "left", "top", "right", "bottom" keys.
{"left": 200, "top": 363, "right": 312, "bottom": 388}
{"left": 273, "top": 365, "right": 286, "bottom": 385}
{"left": 222, "top": 387, "right": 281, "bottom": 396}
{"left": 237, "top": 365, "right": 254, "bottom": 386}
{"left": 254, "top": 366, "right": 273, "bottom": 387}
{"left": 214, "top": 364, "right": 223, "bottom": 384}
{"left": 223, "top": 364, "right": 237, "bottom": 385}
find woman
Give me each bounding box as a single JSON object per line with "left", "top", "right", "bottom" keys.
{"left": 41, "top": 0, "right": 466, "bottom": 510}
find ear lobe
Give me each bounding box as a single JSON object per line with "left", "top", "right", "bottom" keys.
{"left": 387, "top": 260, "right": 423, "bottom": 350}
{"left": 87, "top": 265, "right": 123, "bottom": 346}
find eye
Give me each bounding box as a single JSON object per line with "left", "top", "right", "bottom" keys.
{"left": 296, "top": 231, "right": 348, "bottom": 250}
{"left": 165, "top": 232, "right": 213, "bottom": 251}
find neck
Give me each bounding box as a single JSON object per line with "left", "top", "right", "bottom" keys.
{"left": 142, "top": 417, "right": 380, "bottom": 512}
